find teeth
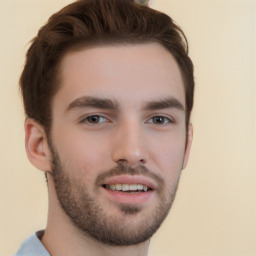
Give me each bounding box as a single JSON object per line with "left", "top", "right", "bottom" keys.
{"left": 129, "top": 184, "right": 137, "bottom": 190}
{"left": 109, "top": 184, "right": 116, "bottom": 190}
{"left": 138, "top": 184, "right": 143, "bottom": 190}
{"left": 122, "top": 184, "right": 129, "bottom": 191}
{"left": 105, "top": 184, "right": 150, "bottom": 192}
{"left": 115, "top": 184, "right": 122, "bottom": 191}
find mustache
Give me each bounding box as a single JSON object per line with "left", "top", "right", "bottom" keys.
{"left": 95, "top": 163, "right": 164, "bottom": 189}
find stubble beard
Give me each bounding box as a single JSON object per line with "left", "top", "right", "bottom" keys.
{"left": 49, "top": 144, "right": 181, "bottom": 246}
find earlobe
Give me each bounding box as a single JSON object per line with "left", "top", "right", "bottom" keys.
{"left": 183, "top": 123, "right": 193, "bottom": 169}
{"left": 25, "top": 118, "right": 51, "bottom": 172}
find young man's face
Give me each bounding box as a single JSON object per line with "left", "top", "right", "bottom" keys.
{"left": 47, "top": 43, "right": 192, "bottom": 245}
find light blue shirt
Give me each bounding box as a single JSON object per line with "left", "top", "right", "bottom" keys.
{"left": 14, "top": 231, "right": 50, "bottom": 256}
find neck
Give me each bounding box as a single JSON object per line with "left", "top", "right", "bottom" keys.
{"left": 42, "top": 178, "right": 150, "bottom": 256}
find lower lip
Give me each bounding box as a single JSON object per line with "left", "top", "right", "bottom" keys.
{"left": 102, "top": 187, "right": 153, "bottom": 204}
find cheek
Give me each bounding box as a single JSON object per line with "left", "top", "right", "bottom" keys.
{"left": 160, "top": 144, "right": 185, "bottom": 169}
{"left": 150, "top": 133, "right": 186, "bottom": 179}
{"left": 52, "top": 130, "right": 111, "bottom": 182}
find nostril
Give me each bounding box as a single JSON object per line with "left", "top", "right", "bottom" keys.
{"left": 112, "top": 144, "right": 149, "bottom": 166}
{"left": 139, "top": 158, "right": 146, "bottom": 164}
{"left": 117, "top": 159, "right": 128, "bottom": 164}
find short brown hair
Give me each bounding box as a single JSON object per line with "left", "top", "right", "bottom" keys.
{"left": 20, "top": 0, "right": 194, "bottom": 132}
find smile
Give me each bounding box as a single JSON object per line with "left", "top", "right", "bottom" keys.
{"left": 103, "top": 184, "right": 150, "bottom": 192}
{"left": 100, "top": 175, "right": 155, "bottom": 204}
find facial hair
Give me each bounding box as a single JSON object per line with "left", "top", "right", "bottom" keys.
{"left": 49, "top": 144, "right": 181, "bottom": 246}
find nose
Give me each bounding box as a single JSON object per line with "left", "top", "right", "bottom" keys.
{"left": 111, "top": 120, "right": 150, "bottom": 166}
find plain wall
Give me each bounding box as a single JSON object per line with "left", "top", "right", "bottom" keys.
{"left": 0, "top": 0, "right": 255, "bottom": 255}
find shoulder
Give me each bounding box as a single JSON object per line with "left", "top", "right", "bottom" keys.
{"left": 14, "top": 231, "right": 49, "bottom": 256}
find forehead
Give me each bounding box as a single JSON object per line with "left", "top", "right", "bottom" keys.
{"left": 54, "top": 43, "right": 185, "bottom": 110}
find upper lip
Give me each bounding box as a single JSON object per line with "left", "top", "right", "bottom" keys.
{"left": 102, "top": 175, "right": 156, "bottom": 190}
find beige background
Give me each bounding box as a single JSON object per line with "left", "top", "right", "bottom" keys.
{"left": 0, "top": 0, "right": 255, "bottom": 255}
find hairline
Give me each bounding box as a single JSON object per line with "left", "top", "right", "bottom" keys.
{"left": 44, "top": 39, "right": 189, "bottom": 136}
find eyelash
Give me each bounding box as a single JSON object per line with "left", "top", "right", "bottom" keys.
{"left": 79, "top": 114, "right": 174, "bottom": 126}
{"left": 80, "top": 114, "right": 108, "bottom": 124}
{"left": 147, "top": 115, "right": 174, "bottom": 125}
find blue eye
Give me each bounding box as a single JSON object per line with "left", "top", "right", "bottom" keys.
{"left": 148, "top": 116, "right": 172, "bottom": 125}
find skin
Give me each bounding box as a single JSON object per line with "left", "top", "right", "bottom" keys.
{"left": 25, "top": 43, "right": 193, "bottom": 256}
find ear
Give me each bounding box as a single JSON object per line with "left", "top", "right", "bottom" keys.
{"left": 25, "top": 118, "right": 51, "bottom": 172}
{"left": 183, "top": 123, "right": 193, "bottom": 169}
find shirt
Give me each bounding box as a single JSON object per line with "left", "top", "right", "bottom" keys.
{"left": 14, "top": 231, "right": 50, "bottom": 256}
{"left": 14, "top": 230, "right": 151, "bottom": 256}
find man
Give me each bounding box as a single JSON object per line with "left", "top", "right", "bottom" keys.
{"left": 15, "top": 0, "right": 194, "bottom": 255}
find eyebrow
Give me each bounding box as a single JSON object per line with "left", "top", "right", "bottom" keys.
{"left": 66, "top": 96, "right": 185, "bottom": 113}
{"left": 143, "top": 97, "right": 185, "bottom": 111}
{"left": 66, "top": 96, "right": 119, "bottom": 112}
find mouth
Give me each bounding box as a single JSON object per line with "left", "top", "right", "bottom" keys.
{"left": 100, "top": 176, "right": 155, "bottom": 204}
{"left": 102, "top": 183, "right": 152, "bottom": 193}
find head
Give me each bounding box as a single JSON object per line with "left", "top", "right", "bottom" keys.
{"left": 22, "top": 0, "right": 194, "bottom": 247}
{"left": 20, "top": 0, "right": 194, "bottom": 134}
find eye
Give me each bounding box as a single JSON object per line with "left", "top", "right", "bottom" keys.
{"left": 147, "top": 116, "right": 173, "bottom": 125}
{"left": 81, "top": 115, "right": 107, "bottom": 124}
